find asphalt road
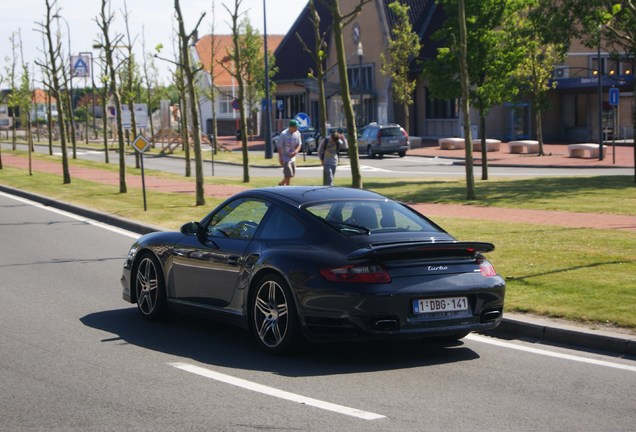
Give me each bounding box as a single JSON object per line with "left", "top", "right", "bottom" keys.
{"left": 2, "top": 191, "right": 635, "bottom": 431}
{"left": 15, "top": 143, "right": 635, "bottom": 178}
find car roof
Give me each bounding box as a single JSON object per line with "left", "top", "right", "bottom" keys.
{"left": 236, "top": 186, "right": 389, "bottom": 206}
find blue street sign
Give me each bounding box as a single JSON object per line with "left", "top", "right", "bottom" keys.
{"left": 294, "top": 112, "right": 310, "bottom": 131}
{"left": 609, "top": 87, "right": 619, "bottom": 106}
{"left": 276, "top": 100, "right": 284, "bottom": 111}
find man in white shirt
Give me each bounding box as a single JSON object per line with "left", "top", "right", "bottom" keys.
{"left": 276, "top": 119, "right": 302, "bottom": 186}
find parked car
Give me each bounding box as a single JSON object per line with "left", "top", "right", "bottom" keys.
{"left": 304, "top": 127, "right": 349, "bottom": 155}
{"left": 121, "top": 187, "right": 505, "bottom": 354}
{"left": 358, "top": 122, "right": 410, "bottom": 158}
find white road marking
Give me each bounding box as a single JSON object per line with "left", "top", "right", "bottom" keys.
{"left": 168, "top": 362, "right": 386, "bottom": 420}
{"left": 0, "top": 192, "right": 140, "bottom": 239}
{"left": 467, "top": 334, "right": 636, "bottom": 372}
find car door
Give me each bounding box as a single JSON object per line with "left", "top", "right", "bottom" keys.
{"left": 171, "top": 198, "right": 270, "bottom": 307}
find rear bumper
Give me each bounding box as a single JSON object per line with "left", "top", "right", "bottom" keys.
{"left": 296, "top": 281, "right": 505, "bottom": 342}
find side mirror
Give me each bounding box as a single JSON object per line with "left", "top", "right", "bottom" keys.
{"left": 180, "top": 221, "right": 200, "bottom": 236}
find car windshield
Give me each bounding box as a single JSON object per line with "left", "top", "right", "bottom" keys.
{"left": 303, "top": 199, "right": 441, "bottom": 234}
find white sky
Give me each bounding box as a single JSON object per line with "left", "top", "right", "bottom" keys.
{"left": 0, "top": 0, "right": 307, "bottom": 86}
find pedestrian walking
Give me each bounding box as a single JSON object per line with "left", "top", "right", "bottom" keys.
{"left": 318, "top": 131, "right": 343, "bottom": 186}
{"left": 276, "top": 119, "right": 302, "bottom": 186}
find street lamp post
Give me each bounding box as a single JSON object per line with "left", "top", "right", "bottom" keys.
{"left": 263, "top": 0, "right": 274, "bottom": 159}
{"left": 357, "top": 41, "right": 364, "bottom": 126}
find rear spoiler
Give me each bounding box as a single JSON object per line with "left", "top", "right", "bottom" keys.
{"left": 347, "top": 241, "right": 495, "bottom": 260}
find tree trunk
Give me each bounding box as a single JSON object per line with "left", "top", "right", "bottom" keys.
{"left": 180, "top": 96, "right": 191, "bottom": 178}
{"left": 175, "top": 0, "right": 205, "bottom": 205}
{"left": 480, "top": 112, "right": 488, "bottom": 180}
{"left": 458, "top": 0, "right": 475, "bottom": 200}
{"left": 330, "top": 0, "right": 362, "bottom": 189}
{"left": 536, "top": 108, "right": 545, "bottom": 156}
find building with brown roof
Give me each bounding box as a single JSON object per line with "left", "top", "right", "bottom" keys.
{"left": 193, "top": 33, "right": 284, "bottom": 136}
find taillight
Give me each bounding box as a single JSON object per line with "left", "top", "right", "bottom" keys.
{"left": 320, "top": 264, "right": 391, "bottom": 283}
{"left": 479, "top": 260, "right": 497, "bottom": 277}
{"left": 401, "top": 128, "right": 408, "bottom": 138}
{"left": 377, "top": 130, "right": 382, "bottom": 140}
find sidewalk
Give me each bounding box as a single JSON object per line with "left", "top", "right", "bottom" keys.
{"left": 215, "top": 135, "right": 634, "bottom": 168}
{"left": 1, "top": 145, "right": 635, "bottom": 355}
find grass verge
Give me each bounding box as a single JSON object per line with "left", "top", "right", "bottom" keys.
{"left": 1, "top": 152, "right": 635, "bottom": 330}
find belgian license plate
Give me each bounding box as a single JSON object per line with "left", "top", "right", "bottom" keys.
{"left": 413, "top": 297, "right": 469, "bottom": 314}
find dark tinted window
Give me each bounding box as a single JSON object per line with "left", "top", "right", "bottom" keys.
{"left": 380, "top": 127, "right": 403, "bottom": 137}
{"left": 258, "top": 207, "right": 306, "bottom": 240}
{"left": 304, "top": 200, "right": 441, "bottom": 234}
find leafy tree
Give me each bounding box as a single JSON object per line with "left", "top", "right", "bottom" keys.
{"left": 425, "top": 0, "right": 525, "bottom": 183}
{"left": 511, "top": 0, "right": 567, "bottom": 156}
{"left": 558, "top": 0, "right": 636, "bottom": 182}
{"left": 380, "top": 1, "right": 421, "bottom": 135}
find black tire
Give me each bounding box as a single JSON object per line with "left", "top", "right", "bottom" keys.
{"left": 398, "top": 150, "right": 406, "bottom": 158}
{"left": 250, "top": 274, "right": 299, "bottom": 354}
{"left": 305, "top": 144, "right": 313, "bottom": 155}
{"left": 367, "top": 145, "right": 375, "bottom": 159}
{"left": 134, "top": 253, "right": 168, "bottom": 320}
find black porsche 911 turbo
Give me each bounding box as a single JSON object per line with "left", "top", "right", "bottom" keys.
{"left": 121, "top": 186, "right": 505, "bottom": 353}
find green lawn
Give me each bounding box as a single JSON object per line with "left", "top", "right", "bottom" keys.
{"left": 1, "top": 151, "right": 635, "bottom": 330}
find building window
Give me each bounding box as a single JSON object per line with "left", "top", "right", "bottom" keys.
{"left": 218, "top": 92, "right": 233, "bottom": 114}
{"left": 591, "top": 56, "right": 634, "bottom": 77}
{"left": 425, "top": 89, "right": 458, "bottom": 119}
{"left": 277, "top": 94, "right": 306, "bottom": 119}
{"left": 347, "top": 65, "right": 373, "bottom": 93}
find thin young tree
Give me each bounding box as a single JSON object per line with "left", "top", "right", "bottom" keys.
{"left": 223, "top": 0, "right": 250, "bottom": 183}
{"left": 322, "top": 0, "right": 372, "bottom": 189}
{"left": 35, "top": 0, "right": 70, "bottom": 184}
{"left": 174, "top": 0, "right": 206, "bottom": 205}
{"left": 6, "top": 32, "right": 19, "bottom": 151}
{"left": 380, "top": 0, "right": 420, "bottom": 135}
{"left": 456, "top": 0, "right": 476, "bottom": 200}
{"left": 512, "top": 1, "right": 566, "bottom": 156}
{"left": 96, "top": 0, "right": 127, "bottom": 193}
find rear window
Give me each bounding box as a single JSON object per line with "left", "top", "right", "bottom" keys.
{"left": 303, "top": 199, "right": 441, "bottom": 235}
{"left": 380, "top": 127, "right": 403, "bottom": 137}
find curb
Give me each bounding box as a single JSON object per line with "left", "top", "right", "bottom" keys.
{"left": 1, "top": 184, "right": 634, "bottom": 356}
{"left": 487, "top": 315, "right": 636, "bottom": 356}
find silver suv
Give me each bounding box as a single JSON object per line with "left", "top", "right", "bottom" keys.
{"left": 358, "top": 123, "right": 410, "bottom": 158}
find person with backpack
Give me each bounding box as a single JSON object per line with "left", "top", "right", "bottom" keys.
{"left": 317, "top": 131, "right": 342, "bottom": 186}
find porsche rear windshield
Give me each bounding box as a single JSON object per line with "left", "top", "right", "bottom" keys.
{"left": 303, "top": 200, "right": 442, "bottom": 233}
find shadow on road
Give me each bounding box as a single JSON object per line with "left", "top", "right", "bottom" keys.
{"left": 81, "top": 308, "right": 480, "bottom": 376}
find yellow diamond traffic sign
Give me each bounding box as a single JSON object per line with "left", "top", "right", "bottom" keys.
{"left": 132, "top": 134, "right": 150, "bottom": 153}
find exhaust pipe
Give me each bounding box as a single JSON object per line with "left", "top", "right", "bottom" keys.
{"left": 482, "top": 309, "right": 502, "bottom": 322}
{"left": 374, "top": 319, "right": 399, "bottom": 330}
